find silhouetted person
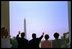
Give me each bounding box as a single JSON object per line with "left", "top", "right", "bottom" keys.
{"left": 29, "top": 33, "right": 44, "bottom": 48}
{"left": 1, "top": 27, "right": 5, "bottom": 37}
{"left": 1, "top": 27, "right": 8, "bottom": 38}
{"left": 54, "top": 32, "right": 59, "bottom": 39}
{"left": 52, "top": 32, "right": 62, "bottom": 48}
{"left": 41, "top": 34, "right": 52, "bottom": 48}
{"left": 16, "top": 32, "right": 29, "bottom": 48}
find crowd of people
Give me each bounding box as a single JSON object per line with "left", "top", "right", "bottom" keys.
{"left": 1, "top": 27, "right": 69, "bottom": 48}
{"left": 12, "top": 31, "right": 64, "bottom": 48}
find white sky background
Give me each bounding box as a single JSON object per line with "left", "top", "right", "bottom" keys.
{"left": 9, "top": 1, "right": 69, "bottom": 40}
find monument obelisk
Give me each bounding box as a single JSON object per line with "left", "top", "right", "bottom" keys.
{"left": 24, "top": 18, "right": 26, "bottom": 38}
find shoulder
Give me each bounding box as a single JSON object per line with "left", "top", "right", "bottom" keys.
{"left": 24, "top": 38, "right": 28, "bottom": 41}
{"left": 37, "top": 38, "right": 40, "bottom": 40}
{"left": 16, "top": 37, "right": 21, "bottom": 40}
{"left": 29, "top": 39, "right": 33, "bottom": 42}
{"left": 58, "top": 39, "right": 63, "bottom": 42}
{"left": 41, "top": 41, "right": 45, "bottom": 43}
{"left": 29, "top": 39, "right": 34, "bottom": 43}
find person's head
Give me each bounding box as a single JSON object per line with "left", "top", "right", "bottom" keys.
{"left": 45, "top": 34, "right": 49, "bottom": 40}
{"left": 21, "top": 32, "right": 25, "bottom": 38}
{"left": 53, "top": 32, "right": 59, "bottom": 39}
{"left": 32, "top": 33, "right": 36, "bottom": 39}
{"left": 1, "top": 27, "right": 5, "bottom": 32}
{"left": 1, "top": 27, "right": 5, "bottom": 29}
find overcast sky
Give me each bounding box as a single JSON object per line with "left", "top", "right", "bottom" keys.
{"left": 10, "top": 1, "right": 69, "bottom": 40}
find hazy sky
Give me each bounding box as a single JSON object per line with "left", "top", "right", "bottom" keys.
{"left": 9, "top": 1, "right": 69, "bottom": 40}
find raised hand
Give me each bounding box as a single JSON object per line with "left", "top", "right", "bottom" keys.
{"left": 42, "top": 32, "right": 44, "bottom": 35}
{"left": 18, "top": 31, "right": 20, "bottom": 35}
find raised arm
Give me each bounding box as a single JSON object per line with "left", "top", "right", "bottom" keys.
{"left": 16, "top": 31, "right": 20, "bottom": 38}
{"left": 39, "top": 32, "right": 44, "bottom": 40}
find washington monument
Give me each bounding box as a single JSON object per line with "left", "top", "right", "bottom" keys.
{"left": 24, "top": 18, "right": 26, "bottom": 38}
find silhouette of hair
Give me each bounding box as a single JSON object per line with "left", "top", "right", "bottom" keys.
{"left": 32, "top": 33, "right": 36, "bottom": 39}
{"left": 1, "top": 27, "right": 5, "bottom": 31}
{"left": 1, "top": 27, "right": 5, "bottom": 29}
{"left": 53, "top": 32, "right": 59, "bottom": 39}
{"left": 21, "top": 32, "right": 25, "bottom": 38}
{"left": 45, "top": 34, "right": 49, "bottom": 40}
